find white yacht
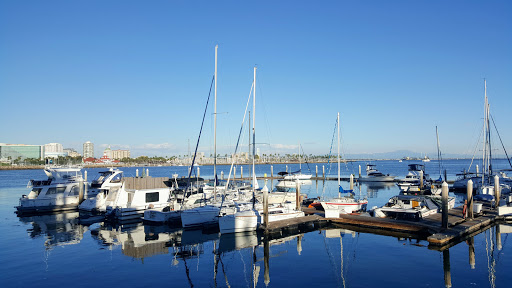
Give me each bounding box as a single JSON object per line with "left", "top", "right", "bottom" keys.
{"left": 372, "top": 195, "right": 455, "bottom": 220}
{"left": 358, "top": 164, "right": 396, "bottom": 182}
{"left": 104, "top": 176, "right": 173, "bottom": 222}
{"left": 79, "top": 168, "right": 124, "bottom": 213}
{"left": 16, "top": 166, "right": 88, "bottom": 214}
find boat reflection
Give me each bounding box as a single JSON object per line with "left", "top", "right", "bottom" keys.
{"left": 18, "top": 211, "right": 87, "bottom": 249}
{"left": 364, "top": 182, "right": 396, "bottom": 197}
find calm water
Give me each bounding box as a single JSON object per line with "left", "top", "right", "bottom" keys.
{"left": 1, "top": 160, "right": 511, "bottom": 287}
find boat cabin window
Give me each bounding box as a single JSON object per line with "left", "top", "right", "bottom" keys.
{"left": 69, "top": 185, "right": 80, "bottom": 196}
{"left": 31, "top": 188, "right": 42, "bottom": 196}
{"left": 145, "top": 192, "right": 159, "bottom": 203}
{"left": 46, "top": 187, "right": 67, "bottom": 195}
{"left": 111, "top": 173, "right": 122, "bottom": 183}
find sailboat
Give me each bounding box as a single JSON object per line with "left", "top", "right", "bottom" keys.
{"left": 219, "top": 67, "right": 304, "bottom": 234}
{"left": 283, "top": 142, "right": 312, "bottom": 181}
{"left": 452, "top": 80, "right": 512, "bottom": 195}
{"left": 321, "top": 113, "right": 368, "bottom": 215}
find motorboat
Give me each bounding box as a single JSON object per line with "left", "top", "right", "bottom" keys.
{"left": 16, "top": 166, "right": 88, "bottom": 215}
{"left": 358, "top": 164, "right": 396, "bottom": 182}
{"left": 396, "top": 164, "right": 432, "bottom": 191}
{"left": 372, "top": 195, "right": 455, "bottom": 221}
{"left": 79, "top": 168, "right": 124, "bottom": 213}
{"left": 104, "top": 176, "right": 173, "bottom": 222}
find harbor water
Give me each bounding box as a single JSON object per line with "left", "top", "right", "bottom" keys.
{"left": 1, "top": 160, "right": 512, "bottom": 287}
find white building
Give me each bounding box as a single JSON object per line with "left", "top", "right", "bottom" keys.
{"left": 83, "top": 141, "right": 94, "bottom": 158}
{"left": 112, "top": 149, "right": 130, "bottom": 160}
{"left": 63, "top": 148, "right": 81, "bottom": 158}
{"left": 44, "top": 143, "right": 63, "bottom": 153}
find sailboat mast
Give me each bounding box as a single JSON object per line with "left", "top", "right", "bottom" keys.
{"left": 214, "top": 45, "right": 218, "bottom": 200}
{"left": 252, "top": 67, "right": 257, "bottom": 191}
{"left": 436, "top": 126, "right": 442, "bottom": 179}
{"left": 486, "top": 81, "right": 493, "bottom": 181}
{"left": 298, "top": 141, "right": 301, "bottom": 172}
{"left": 338, "top": 112, "right": 341, "bottom": 198}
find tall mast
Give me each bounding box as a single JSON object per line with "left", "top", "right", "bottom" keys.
{"left": 252, "top": 67, "right": 257, "bottom": 190}
{"left": 298, "top": 141, "right": 301, "bottom": 172}
{"left": 486, "top": 80, "right": 493, "bottom": 181}
{"left": 436, "top": 126, "right": 442, "bottom": 179}
{"left": 337, "top": 112, "right": 341, "bottom": 198}
{"left": 214, "top": 45, "right": 218, "bottom": 200}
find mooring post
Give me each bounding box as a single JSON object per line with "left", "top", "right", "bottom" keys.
{"left": 271, "top": 165, "right": 273, "bottom": 178}
{"left": 350, "top": 174, "right": 354, "bottom": 190}
{"left": 146, "top": 169, "right": 149, "bottom": 177}
{"left": 263, "top": 180, "right": 269, "bottom": 230}
{"left": 476, "top": 165, "right": 479, "bottom": 177}
{"left": 221, "top": 171, "right": 224, "bottom": 180}
{"left": 316, "top": 165, "right": 318, "bottom": 178}
{"left": 79, "top": 176, "right": 84, "bottom": 204}
{"left": 241, "top": 166, "right": 243, "bottom": 179}
{"left": 358, "top": 165, "right": 361, "bottom": 178}
{"left": 467, "top": 179, "right": 473, "bottom": 219}
{"left": 197, "top": 167, "right": 200, "bottom": 178}
{"left": 442, "top": 181, "right": 449, "bottom": 229}
{"left": 322, "top": 165, "right": 325, "bottom": 178}
{"left": 136, "top": 169, "right": 139, "bottom": 178}
{"left": 494, "top": 175, "right": 500, "bottom": 208}
{"left": 419, "top": 170, "right": 424, "bottom": 190}
{"left": 233, "top": 166, "right": 236, "bottom": 179}
{"left": 286, "top": 165, "right": 288, "bottom": 173}
{"left": 84, "top": 170, "right": 88, "bottom": 198}
{"left": 296, "top": 181, "right": 301, "bottom": 211}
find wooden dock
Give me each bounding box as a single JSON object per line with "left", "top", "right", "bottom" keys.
{"left": 260, "top": 203, "right": 509, "bottom": 250}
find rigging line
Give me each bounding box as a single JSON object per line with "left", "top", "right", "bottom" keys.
{"left": 320, "top": 115, "right": 338, "bottom": 199}
{"left": 185, "top": 75, "right": 214, "bottom": 198}
{"left": 490, "top": 114, "right": 512, "bottom": 169}
{"left": 468, "top": 123, "right": 485, "bottom": 173}
{"left": 299, "top": 144, "right": 312, "bottom": 174}
{"left": 223, "top": 82, "right": 254, "bottom": 191}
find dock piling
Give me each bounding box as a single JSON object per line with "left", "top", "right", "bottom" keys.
{"left": 494, "top": 175, "right": 500, "bottom": 207}
{"left": 271, "top": 165, "right": 273, "bottom": 178}
{"left": 197, "top": 167, "right": 200, "bottom": 178}
{"left": 79, "top": 176, "right": 84, "bottom": 204}
{"left": 322, "top": 165, "right": 325, "bottom": 178}
{"left": 296, "top": 181, "right": 301, "bottom": 211}
{"left": 241, "top": 167, "right": 243, "bottom": 179}
{"left": 316, "top": 165, "right": 318, "bottom": 178}
{"left": 476, "top": 165, "right": 479, "bottom": 177}
{"left": 467, "top": 179, "right": 473, "bottom": 219}
{"left": 442, "top": 181, "right": 449, "bottom": 229}
{"left": 359, "top": 165, "right": 361, "bottom": 178}
{"left": 350, "top": 174, "right": 354, "bottom": 190}
{"left": 420, "top": 170, "right": 424, "bottom": 189}
{"left": 221, "top": 171, "right": 224, "bottom": 180}
{"left": 136, "top": 169, "right": 139, "bottom": 178}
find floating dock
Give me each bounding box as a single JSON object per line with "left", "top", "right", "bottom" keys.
{"left": 259, "top": 203, "right": 511, "bottom": 250}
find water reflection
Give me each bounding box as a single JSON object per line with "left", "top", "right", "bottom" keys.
{"left": 363, "top": 182, "right": 396, "bottom": 197}
{"left": 18, "top": 211, "right": 87, "bottom": 249}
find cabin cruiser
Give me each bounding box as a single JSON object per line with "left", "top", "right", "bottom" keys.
{"left": 358, "top": 164, "right": 396, "bottom": 182}
{"left": 372, "top": 195, "right": 455, "bottom": 221}
{"left": 104, "top": 176, "right": 173, "bottom": 222}
{"left": 396, "top": 164, "right": 433, "bottom": 191}
{"left": 16, "top": 166, "right": 89, "bottom": 215}
{"left": 79, "top": 168, "right": 124, "bottom": 213}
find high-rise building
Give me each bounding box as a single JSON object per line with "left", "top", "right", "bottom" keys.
{"left": 44, "top": 143, "right": 63, "bottom": 153}
{"left": 83, "top": 141, "right": 94, "bottom": 158}
{"left": 0, "top": 143, "right": 44, "bottom": 160}
{"left": 112, "top": 149, "right": 130, "bottom": 160}
{"left": 44, "top": 143, "right": 66, "bottom": 158}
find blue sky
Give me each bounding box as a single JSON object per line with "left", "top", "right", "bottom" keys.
{"left": 1, "top": 1, "right": 511, "bottom": 158}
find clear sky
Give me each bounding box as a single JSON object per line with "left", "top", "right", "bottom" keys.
{"left": 1, "top": 1, "right": 511, "bottom": 158}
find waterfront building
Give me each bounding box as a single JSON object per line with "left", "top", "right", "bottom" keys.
{"left": 44, "top": 143, "right": 66, "bottom": 158}
{"left": 112, "top": 149, "right": 130, "bottom": 160}
{"left": 0, "top": 143, "right": 44, "bottom": 161}
{"left": 83, "top": 141, "right": 94, "bottom": 158}
{"left": 63, "top": 148, "right": 81, "bottom": 158}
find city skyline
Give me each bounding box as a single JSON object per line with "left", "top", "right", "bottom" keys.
{"left": 1, "top": 1, "right": 511, "bottom": 158}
